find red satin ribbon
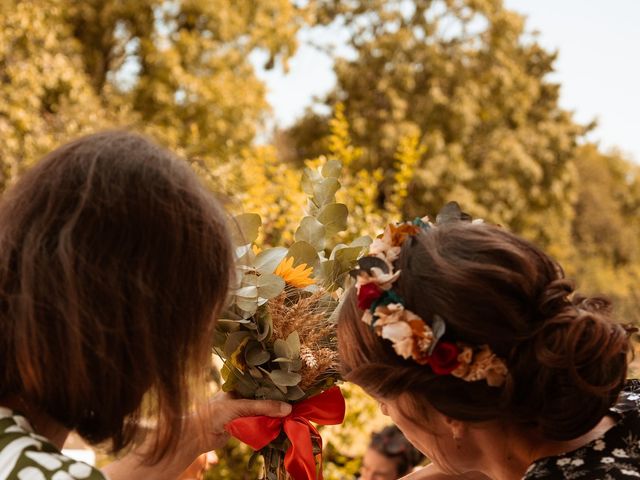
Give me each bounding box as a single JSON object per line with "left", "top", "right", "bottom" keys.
{"left": 225, "top": 386, "right": 346, "bottom": 480}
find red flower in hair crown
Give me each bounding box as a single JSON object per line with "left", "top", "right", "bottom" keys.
{"left": 350, "top": 202, "right": 508, "bottom": 387}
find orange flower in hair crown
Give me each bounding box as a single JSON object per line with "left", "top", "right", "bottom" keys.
{"left": 350, "top": 203, "right": 508, "bottom": 387}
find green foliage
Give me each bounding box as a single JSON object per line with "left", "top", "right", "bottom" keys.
{"left": 204, "top": 439, "right": 263, "bottom": 480}
{"left": 289, "top": 0, "right": 585, "bottom": 260}
{"left": 0, "top": 0, "right": 306, "bottom": 189}
{"left": 569, "top": 144, "right": 640, "bottom": 324}
{"left": 0, "top": 0, "right": 119, "bottom": 190}
{"left": 321, "top": 384, "right": 391, "bottom": 479}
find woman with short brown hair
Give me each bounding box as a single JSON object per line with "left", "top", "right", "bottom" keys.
{"left": 0, "top": 131, "right": 289, "bottom": 479}
{"left": 338, "top": 210, "right": 638, "bottom": 479}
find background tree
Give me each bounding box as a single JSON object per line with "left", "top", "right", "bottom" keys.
{"left": 570, "top": 144, "right": 640, "bottom": 324}
{"left": 289, "top": 0, "right": 586, "bottom": 262}
{"left": 0, "top": 0, "right": 306, "bottom": 189}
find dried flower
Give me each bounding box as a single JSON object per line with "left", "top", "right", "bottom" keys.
{"left": 451, "top": 345, "right": 508, "bottom": 387}
{"left": 429, "top": 342, "right": 460, "bottom": 375}
{"left": 380, "top": 322, "right": 414, "bottom": 359}
{"left": 357, "top": 283, "right": 383, "bottom": 310}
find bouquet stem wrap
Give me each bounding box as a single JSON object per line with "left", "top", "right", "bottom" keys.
{"left": 225, "top": 387, "right": 346, "bottom": 480}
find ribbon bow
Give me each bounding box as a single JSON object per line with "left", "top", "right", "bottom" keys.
{"left": 225, "top": 386, "right": 346, "bottom": 480}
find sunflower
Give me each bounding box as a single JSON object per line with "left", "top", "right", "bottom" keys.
{"left": 274, "top": 257, "right": 315, "bottom": 288}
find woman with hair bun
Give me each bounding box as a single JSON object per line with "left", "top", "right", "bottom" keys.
{"left": 338, "top": 205, "right": 638, "bottom": 479}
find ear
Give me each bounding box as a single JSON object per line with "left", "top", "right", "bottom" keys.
{"left": 441, "top": 415, "right": 467, "bottom": 440}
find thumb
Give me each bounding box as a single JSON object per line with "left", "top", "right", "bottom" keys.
{"left": 228, "top": 399, "right": 292, "bottom": 419}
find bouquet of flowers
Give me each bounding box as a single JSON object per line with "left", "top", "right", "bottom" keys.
{"left": 213, "top": 159, "right": 370, "bottom": 480}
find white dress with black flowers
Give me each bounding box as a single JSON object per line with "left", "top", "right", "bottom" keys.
{"left": 524, "top": 379, "right": 640, "bottom": 479}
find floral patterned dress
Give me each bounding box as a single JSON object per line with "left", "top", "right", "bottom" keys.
{"left": 524, "top": 380, "right": 640, "bottom": 479}
{"left": 0, "top": 407, "right": 106, "bottom": 480}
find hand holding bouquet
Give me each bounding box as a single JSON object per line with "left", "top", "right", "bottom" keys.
{"left": 213, "top": 160, "right": 370, "bottom": 479}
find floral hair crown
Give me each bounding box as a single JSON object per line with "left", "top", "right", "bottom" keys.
{"left": 350, "top": 203, "right": 508, "bottom": 387}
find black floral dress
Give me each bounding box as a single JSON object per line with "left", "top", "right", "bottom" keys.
{"left": 524, "top": 380, "right": 640, "bottom": 479}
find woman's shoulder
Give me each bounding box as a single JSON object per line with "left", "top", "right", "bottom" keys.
{"left": 0, "top": 407, "right": 106, "bottom": 480}
{"left": 400, "top": 464, "right": 489, "bottom": 480}
{"left": 524, "top": 380, "right": 640, "bottom": 479}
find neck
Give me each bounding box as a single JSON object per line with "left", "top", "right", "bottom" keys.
{"left": 0, "top": 396, "right": 71, "bottom": 450}
{"left": 473, "top": 416, "right": 616, "bottom": 480}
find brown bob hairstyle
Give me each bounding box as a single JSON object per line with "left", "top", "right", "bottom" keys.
{"left": 338, "top": 222, "right": 630, "bottom": 441}
{"left": 0, "top": 131, "right": 233, "bottom": 457}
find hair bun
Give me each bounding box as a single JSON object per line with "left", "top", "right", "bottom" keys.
{"left": 507, "top": 289, "right": 630, "bottom": 440}
{"left": 536, "top": 278, "right": 574, "bottom": 317}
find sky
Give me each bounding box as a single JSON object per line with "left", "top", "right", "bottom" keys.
{"left": 254, "top": 0, "right": 640, "bottom": 163}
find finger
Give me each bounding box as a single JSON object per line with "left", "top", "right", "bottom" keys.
{"left": 229, "top": 399, "right": 292, "bottom": 418}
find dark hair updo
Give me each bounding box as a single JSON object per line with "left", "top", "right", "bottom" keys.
{"left": 338, "top": 222, "right": 631, "bottom": 441}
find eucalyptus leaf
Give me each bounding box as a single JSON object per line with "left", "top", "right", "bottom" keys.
{"left": 234, "top": 244, "right": 252, "bottom": 260}
{"left": 287, "top": 241, "right": 320, "bottom": 270}
{"left": 321, "top": 159, "right": 342, "bottom": 179}
{"left": 288, "top": 358, "right": 302, "bottom": 372}
{"left": 212, "top": 330, "right": 227, "bottom": 349}
{"left": 266, "top": 389, "right": 287, "bottom": 401}
{"left": 350, "top": 235, "right": 373, "bottom": 248}
{"left": 255, "top": 309, "right": 272, "bottom": 342}
{"left": 329, "top": 243, "right": 347, "bottom": 260}
{"left": 294, "top": 216, "right": 326, "bottom": 251}
{"left": 334, "top": 246, "right": 365, "bottom": 275}
{"left": 235, "top": 296, "right": 258, "bottom": 314}
{"left": 234, "top": 284, "right": 259, "bottom": 313}
{"left": 220, "top": 364, "right": 231, "bottom": 381}
{"left": 257, "top": 273, "right": 286, "bottom": 299}
{"left": 234, "top": 381, "right": 256, "bottom": 398}
{"left": 272, "top": 357, "right": 293, "bottom": 363}
{"left": 317, "top": 203, "right": 348, "bottom": 236}
{"left": 221, "top": 378, "right": 236, "bottom": 393}
{"left": 241, "top": 273, "right": 259, "bottom": 288}
{"left": 223, "top": 331, "right": 250, "bottom": 358}
{"left": 274, "top": 338, "right": 293, "bottom": 359}
{"left": 269, "top": 369, "right": 302, "bottom": 387}
{"left": 428, "top": 315, "right": 447, "bottom": 355}
{"left": 286, "top": 386, "right": 306, "bottom": 401}
{"left": 243, "top": 321, "right": 258, "bottom": 331}
{"left": 254, "top": 247, "right": 288, "bottom": 274}
{"left": 230, "top": 213, "right": 261, "bottom": 246}
{"left": 235, "top": 285, "right": 258, "bottom": 299}
{"left": 312, "top": 177, "right": 340, "bottom": 207}
{"left": 301, "top": 166, "right": 321, "bottom": 196}
{"left": 216, "top": 319, "right": 247, "bottom": 331}
{"left": 245, "top": 342, "right": 271, "bottom": 366}
{"left": 318, "top": 259, "right": 337, "bottom": 286}
{"left": 286, "top": 332, "right": 301, "bottom": 358}
{"left": 222, "top": 369, "right": 256, "bottom": 397}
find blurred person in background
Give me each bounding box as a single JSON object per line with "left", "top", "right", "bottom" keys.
{"left": 360, "top": 425, "right": 425, "bottom": 480}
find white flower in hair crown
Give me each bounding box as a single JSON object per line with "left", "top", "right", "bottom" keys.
{"left": 350, "top": 202, "right": 508, "bottom": 387}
